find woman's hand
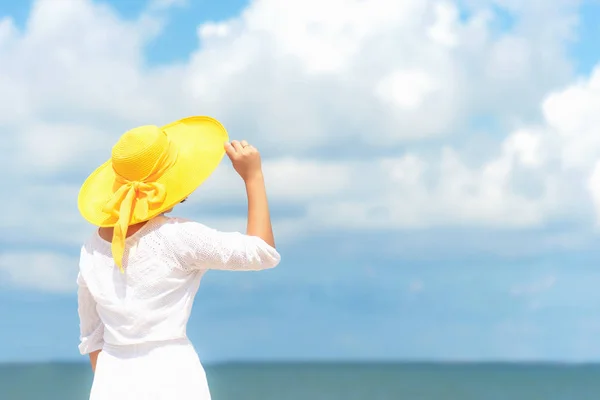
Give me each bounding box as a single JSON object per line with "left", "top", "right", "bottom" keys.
{"left": 224, "top": 140, "right": 263, "bottom": 182}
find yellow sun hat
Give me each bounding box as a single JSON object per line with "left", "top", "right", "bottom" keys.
{"left": 78, "top": 116, "right": 229, "bottom": 271}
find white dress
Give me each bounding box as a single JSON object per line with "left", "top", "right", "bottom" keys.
{"left": 77, "top": 215, "right": 281, "bottom": 400}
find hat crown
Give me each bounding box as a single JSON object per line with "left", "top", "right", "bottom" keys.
{"left": 111, "top": 125, "right": 168, "bottom": 181}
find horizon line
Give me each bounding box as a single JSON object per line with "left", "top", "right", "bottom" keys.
{"left": 3, "top": 359, "right": 600, "bottom": 367}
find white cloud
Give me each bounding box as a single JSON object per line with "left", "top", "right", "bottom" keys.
{"left": 0, "top": 0, "right": 599, "bottom": 291}
{"left": 376, "top": 69, "right": 439, "bottom": 111}
{"left": 0, "top": 183, "right": 89, "bottom": 247}
{"left": 0, "top": 0, "right": 579, "bottom": 156}
{"left": 180, "top": 0, "right": 577, "bottom": 147}
{"left": 489, "top": 66, "right": 600, "bottom": 224}
{"left": 18, "top": 122, "right": 114, "bottom": 172}
{"left": 0, "top": 252, "right": 79, "bottom": 293}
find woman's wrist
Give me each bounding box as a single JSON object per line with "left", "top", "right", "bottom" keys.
{"left": 243, "top": 171, "right": 265, "bottom": 187}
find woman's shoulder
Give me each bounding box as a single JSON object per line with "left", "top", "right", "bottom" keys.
{"left": 79, "top": 215, "right": 215, "bottom": 257}
{"left": 151, "top": 215, "right": 216, "bottom": 240}
{"left": 156, "top": 215, "right": 210, "bottom": 230}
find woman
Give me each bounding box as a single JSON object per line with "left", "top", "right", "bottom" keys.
{"left": 76, "top": 116, "right": 280, "bottom": 399}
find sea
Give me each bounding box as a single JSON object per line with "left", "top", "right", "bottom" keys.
{"left": 2, "top": 362, "right": 600, "bottom": 400}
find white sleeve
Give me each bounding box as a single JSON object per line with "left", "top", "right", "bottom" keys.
{"left": 170, "top": 219, "right": 281, "bottom": 271}
{"left": 77, "top": 272, "right": 104, "bottom": 355}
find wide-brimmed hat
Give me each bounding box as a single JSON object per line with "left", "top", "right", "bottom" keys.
{"left": 78, "top": 116, "right": 228, "bottom": 271}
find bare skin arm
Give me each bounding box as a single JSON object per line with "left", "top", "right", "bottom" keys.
{"left": 225, "top": 140, "right": 276, "bottom": 248}
{"left": 245, "top": 173, "right": 275, "bottom": 247}
{"left": 89, "top": 350, "right": 101, "bottom": 372}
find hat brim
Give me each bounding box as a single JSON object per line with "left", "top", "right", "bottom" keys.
{"left": 78, "top": 116, "right": 229, "bottom": 227}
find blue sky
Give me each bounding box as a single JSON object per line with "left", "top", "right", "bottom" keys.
{"left": 3, "top": 0, "right": 600, "bottom": 364}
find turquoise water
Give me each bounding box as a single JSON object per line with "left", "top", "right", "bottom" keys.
{"left": 2, "top": 362, "right": 600, "bottom": 399}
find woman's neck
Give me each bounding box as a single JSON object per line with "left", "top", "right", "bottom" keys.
{"left": 97, "top": 221, "right": 148, "bottom": 242}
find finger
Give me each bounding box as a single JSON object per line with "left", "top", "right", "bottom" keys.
{"left": 231, "top": 140, "right": 244, "bottom": 152}
{"left": 240, "top": 140, "right": 249, "bottom": 148}
{"left": 224, "top": 142, "right": 236, "bottom": 158}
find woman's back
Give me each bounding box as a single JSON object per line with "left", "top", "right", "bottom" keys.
{"left": 78, "top": 215, "right": 280, "bottom": 353}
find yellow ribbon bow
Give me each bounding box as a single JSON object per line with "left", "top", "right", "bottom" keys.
{"left": 102, "top": 179, "right": 167, "bottom": 272}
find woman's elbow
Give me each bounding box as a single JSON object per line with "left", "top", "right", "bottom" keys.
{"left": 240, "top": 237, "right": 281, "bottom": 270}
{"left": 246, "top": 248, "right": 281, "bottom": 271}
